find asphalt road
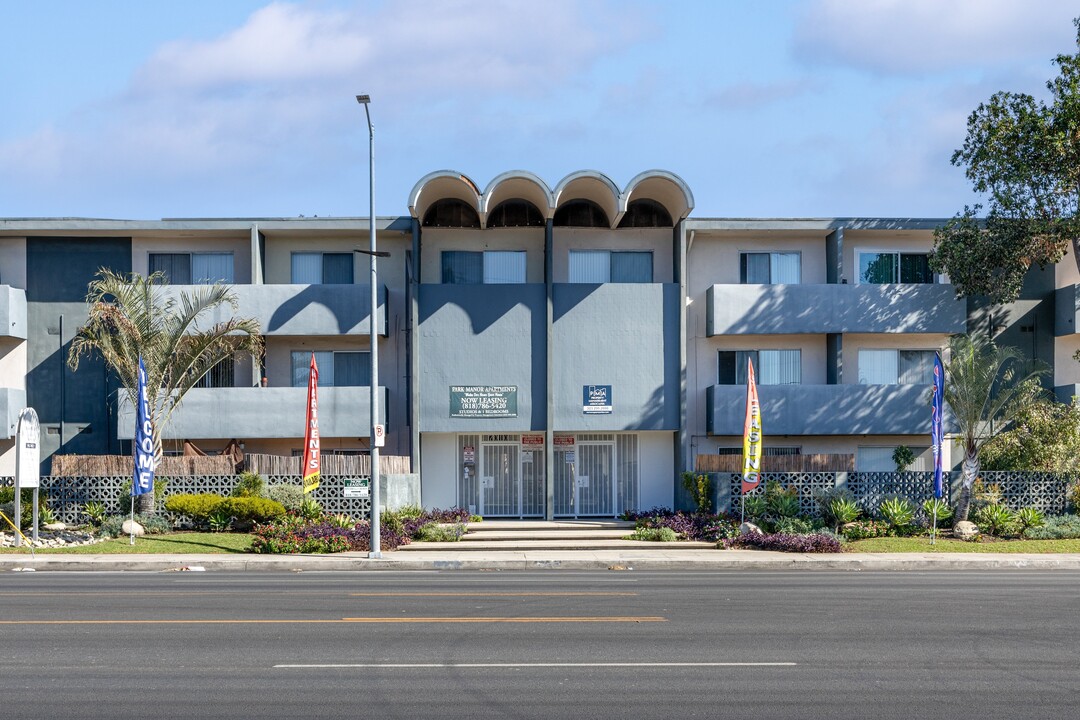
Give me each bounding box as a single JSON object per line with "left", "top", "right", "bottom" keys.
{"left": 0, "top": 570, "right": 1077, "bottom": 719}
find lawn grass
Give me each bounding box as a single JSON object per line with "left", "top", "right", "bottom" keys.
{"left": 0, "top": 532, "right": 254, "bottom": 555}
{"left": 849, "top": 536, "right": 1080, "bottom": 553}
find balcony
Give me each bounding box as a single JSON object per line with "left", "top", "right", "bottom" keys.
{"left": 158, "top": 284, "right": 387, "bottom": 337}
{"left": 706, "top": 283, "right": 966, "bottom": 335}
{"left": 0, "top": 387, "right": 27, "bottom": 439}
{"left": 0, "top": 285, "right": 27, "bottom": 340}
{"left": 117, "top": 386, "right": 387, "bottom": 440}
{"left": 707, "top": 383, "right": 948, "bottom": 436}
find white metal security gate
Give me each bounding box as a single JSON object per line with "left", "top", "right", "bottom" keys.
{"left": 554, "top": 434, "right": 638, "bottom": 517}
{"left": 458, "top": 434, "right": 544, "bottom": 518}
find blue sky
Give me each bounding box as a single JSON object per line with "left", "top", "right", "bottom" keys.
{"left": 1, "top": 0, "right": 1077, "bottom": 220}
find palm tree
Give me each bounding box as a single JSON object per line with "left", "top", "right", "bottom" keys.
{"left": 943, "top": 333, "right": 1047, "bottom": 522}
{"left": 67, "top": 270, "right": 263, "bottom": 512}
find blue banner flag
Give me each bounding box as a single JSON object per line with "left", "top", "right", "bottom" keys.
{"left": 133, "top": 356, "right": 156, "bottom": 496}
{"left": 931, "top": 352, "right": 944, "bottom": 499}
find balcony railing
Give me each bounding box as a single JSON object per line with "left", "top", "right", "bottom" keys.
{"left": 117, "top": 386, "right": 387, "bottom": 440}
{"left": 707, "top": 283, "right": 966, "bottom": 335}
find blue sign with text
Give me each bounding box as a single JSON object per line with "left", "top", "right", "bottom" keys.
{"left": 583, "top": 385, "right": 612, "bottom": 414}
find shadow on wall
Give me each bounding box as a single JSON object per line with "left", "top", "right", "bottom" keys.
{"left": 266, "top": 285, "right": 374, "bottom": 334}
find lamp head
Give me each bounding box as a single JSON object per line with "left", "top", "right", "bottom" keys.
{"left": 356, "top": 94, "right": 371, "bottom": 104}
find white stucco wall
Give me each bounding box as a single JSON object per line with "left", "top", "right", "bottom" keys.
{"left": 420, "top": 433, "right": 459, "bottom": 510}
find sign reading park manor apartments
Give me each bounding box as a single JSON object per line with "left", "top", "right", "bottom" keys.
{"left": 449, "top": 385, "right": 518, "bottom": 418}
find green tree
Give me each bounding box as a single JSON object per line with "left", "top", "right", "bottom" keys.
{"left": 981, "top": 398, "right": 1080, "bottom": 477}
{"left": 943, "top": 334, "right": 1047, "bottom": 522}
{"left": 930, "top": 18, "right": 1080, "bottom": 304}
{"left": 67, "top": 270, "right": 263, "bottom": 511}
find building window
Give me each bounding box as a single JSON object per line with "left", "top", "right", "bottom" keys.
{"left": 740, "top": 252, "right": 800, "bottom": 284}
{"left": 857, "top": 446, "right": 931, "bottom": 472}
{"left": 617, "top": 199, "right": 673, "bottom": 228}
{"left": 487, "top": 200, "right": 544, "bottom": 228}
{"left": 858, "top": 251, "right": 933, "bottom": 284}
{"left": 441, "top": 251, "right": 526, "bottom": 284}
{"left": 423, "top": 199, "right": 481, "bottom": 228}
{"left": 568, "top": 250, "right": 652, "bottom": 283}
{"left": 291, "top": 253, "right": 353, "bottom": 284}
{"left": 291, "top": 351, "right": 371, "bottom": 387}
{"left": 149, "top": 253, "right": 234, "bottom": 284}
{"left": 194, "top": 359, "right": 234, "bottom": 388}
{"left": 718, "top": 349, "right": 801, "bottom": 385}
{"left": 554, "top": 200, "right": 609, "bottom": 227}
{"left": 858, "top": 349, "right": 936, "bottom": 384}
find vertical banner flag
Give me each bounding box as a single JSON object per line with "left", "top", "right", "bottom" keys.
{"left": 133, "top": 356, "right": 156, "bottom": 496}
{"left": 302, "top": 353, "right": 321, "bottom": 493}
{"left": 931, "top": 352, "right": 945, "bottom": 499}
{"left": 742, "top": 358, "right": 763, "bottom": 494}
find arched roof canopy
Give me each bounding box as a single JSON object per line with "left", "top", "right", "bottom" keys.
{"left": 553, "top": 171, "right": 620, "bottom": 229}
{"left": 409, "top": 171, "right": 482, "bottom": 223}
{"left": 481, "top": 171, "right": 554, "bottom": 227}
{"left": 620, "top": 170, "right": 694, "bottom": 225}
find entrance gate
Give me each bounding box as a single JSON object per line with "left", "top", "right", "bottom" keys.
{"left": 458, "top": 434, "right": 544, "bottom": 518}
{"left": 553, "top": 434, "right": 639, "bottom": 518}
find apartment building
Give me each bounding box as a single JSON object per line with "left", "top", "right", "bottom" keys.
{"left": 0, "top": 169, "right": 1064, "bottom": 516}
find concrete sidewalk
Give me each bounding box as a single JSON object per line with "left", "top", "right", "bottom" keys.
{"left": 3, "top": 548, "right": 1080, "bottom": 572}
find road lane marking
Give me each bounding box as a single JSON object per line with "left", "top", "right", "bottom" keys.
{"left": 274, "top": 662, "right": 796, "bottom": 668}
{"left": 0, "top": 616, "right": 665, "bottom": 625}
{"left": 347, "top": 592, "right": 637, "bottom": 597}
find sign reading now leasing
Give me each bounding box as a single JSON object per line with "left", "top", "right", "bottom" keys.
{"left": 450, "top": 386, "right": 518, "bottom": 418}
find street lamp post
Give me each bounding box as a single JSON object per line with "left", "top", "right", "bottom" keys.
{"left": 356, "top": 93, "right": 381, "bottom": 559}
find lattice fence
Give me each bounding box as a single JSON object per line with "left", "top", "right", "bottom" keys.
{"left": 721, "top": 470, "right": 1072, "bottom": 517}
{"left": 1, "top": 474, "right": 379, "bottom": 526}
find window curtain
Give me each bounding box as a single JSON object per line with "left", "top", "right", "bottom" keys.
{"left": 856, "top": 447, "right": 895, "bottom": 471}
{"left": 759, "top": 349, "right": 800, "bottom": 385}
{"left": 442, "top": 251, "right": 483, "bottom": 284}
{"left": 291, "top": 253, "right": 322, "bottom": 284}
{"left": 859, "top": 252, "right": 897, "bottom": 284}
{"left": 770, "top": 253, "right": 800, "bottom": 284}
{"left": 483, "top": 251, "right": 527, "bottom": 284}
{"left": 741, "top": 253, "right": 770, "bottom": 283}
{"left": 899, "top": 350, "right": 935, "bottom": 384}
{"left": 858, "top": 349, "right": 898, "bottom": 384}
{"left": 900, "top": 254, "right": 933, "bottom": 284}
{"left": 149, "top": 253, "right": 191, "bottom": 284}
{"left": 334, "top": 351, "right": 370, "bottom": 387}
{"left": 192, "top": 253, "right": 234, "bottom": 284}
{"left": 569, "top": 250, "right": 610, "bottom": 283}
{"left": 322, "top": 253, "right": 353, "bottom": 284}
{"left": 292, "top": 351, "right": 334, "bottom": 387}
{"left": 611, "top": 252, "right": 652, "bottom": 283}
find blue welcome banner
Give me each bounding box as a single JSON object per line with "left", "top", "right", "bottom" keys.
{"left": 133, "top": 356, "right": 156, "bottom": 496}
{"left": 931, "top": 353, "right": 944, "bottom": 499}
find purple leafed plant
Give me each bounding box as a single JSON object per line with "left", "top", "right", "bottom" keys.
{"left": 723, "top": 532, "right": 843, "bottom": 553}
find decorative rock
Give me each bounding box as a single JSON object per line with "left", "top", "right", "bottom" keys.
{"left": 43, "top": 522, "right": 66, "bottom": 532}
{"left": 739, "top": 522, "right": 762, "bottom": 535}
{"left": 954, "top": 520, "right": 979, "bottom": 539}
{"left": 121, "top": 520, "right": 146, "bottom": 536}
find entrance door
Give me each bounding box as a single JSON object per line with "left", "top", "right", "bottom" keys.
{"left": 519, "top": 440, "right": 545, "bottom": 517}
{"left": 576, "top": 440, "right": 614, "bottom": 516}
{"left": 480, "top": 442, "right": 518, "bottom": 517}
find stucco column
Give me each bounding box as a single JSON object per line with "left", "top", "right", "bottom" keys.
{"left": 545, "top": 218, "right": 555, "bottom": 520}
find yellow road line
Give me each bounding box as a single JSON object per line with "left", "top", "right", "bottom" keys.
{"left": 0, "top": 616, "right": 665, "bottom": 625}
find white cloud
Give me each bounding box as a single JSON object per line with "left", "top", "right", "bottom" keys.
{"left": 706, "top": 77, "right": 824, "bottom": 110}
{"left": 793, "top": 0, "right": 1078, "bottom": 75}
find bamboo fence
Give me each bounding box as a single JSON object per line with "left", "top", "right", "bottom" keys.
{"left": 694, "top": 453, "right": 854, "bottom": 473}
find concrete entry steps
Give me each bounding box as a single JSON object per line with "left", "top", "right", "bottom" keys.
{"left": 394, "top": 519, "right": 717, "bottom": 552}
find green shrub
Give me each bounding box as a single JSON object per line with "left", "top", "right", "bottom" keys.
{"left": 841, "top": 519, "right": 892, "bottom": 541}
{"left": 118, "top": 477, "right": 169, "bottom": 513}
{"left": 82, "top": 501, "right": 108, "bottom": 526}
{"left": 1016, "top": 506, "right": 1045, "bottom": 530}
{"left": 681, "top": 472, "right": 713, "bottom": 513}
{"left": 922, "top": 498, "right": 953, "bottom": 523}
{"left": 879, "top": 497, "right": 916, "bottom": 529}
{"left": 207, "top": 510, "right": 232, "bottom": 532}
{"left": 765, "top": 481, "right": 801, "bottom": 518}
{"left": 97, "top": 513, "right": 172, "bottom": 538}
{"left": 219, "top": 497, "right": 286, "bottom": 525}
{"left": 231, "top": 471, "right": 265, "bottom": 498}
{"left": 0, "top": 489, "right": 50, "bottom": 531}
{"left": 627, "top": 526, "right": 679, "bottom": 542}
{"left": 743, "top": 495, "right": 768, "bottom": 519}
{"left": 265, "top": 484, "right": 304, "bottom": 511}
{"left": 164, "top": 493, "right": 227, "bottom": 521}
{"left": 298, "top": 497, "right": 322, "bottom": 520}
{"left": 1023, "top": 514, "right": 1080, "bottom": 539}
{"left": 1068, "top": 483, "right": 1080, "bottom": 513}
{"left": 827, "top": 496, "right": 861, "bottom": 529}
{"left": 774, "top": 516, "right": 815, "bottom": 535}
{"left": 383, "top": 505, "right": 425, "bottom": 534}
{"left": 973, "top": 503, "right": 1019, "bottom": 537}
{"left": 415, "top": 522, "right": 466, "bottom": 542}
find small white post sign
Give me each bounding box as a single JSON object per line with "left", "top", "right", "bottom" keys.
{"left": 14, "top": 408, "right": 40, "bottom": 546}
{"left": 343, "top": 478, "right": 370, "bottom": 498}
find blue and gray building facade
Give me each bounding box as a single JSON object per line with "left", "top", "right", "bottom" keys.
{"left": 0, "top": 169, "right": 1067, "bottom": 517}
